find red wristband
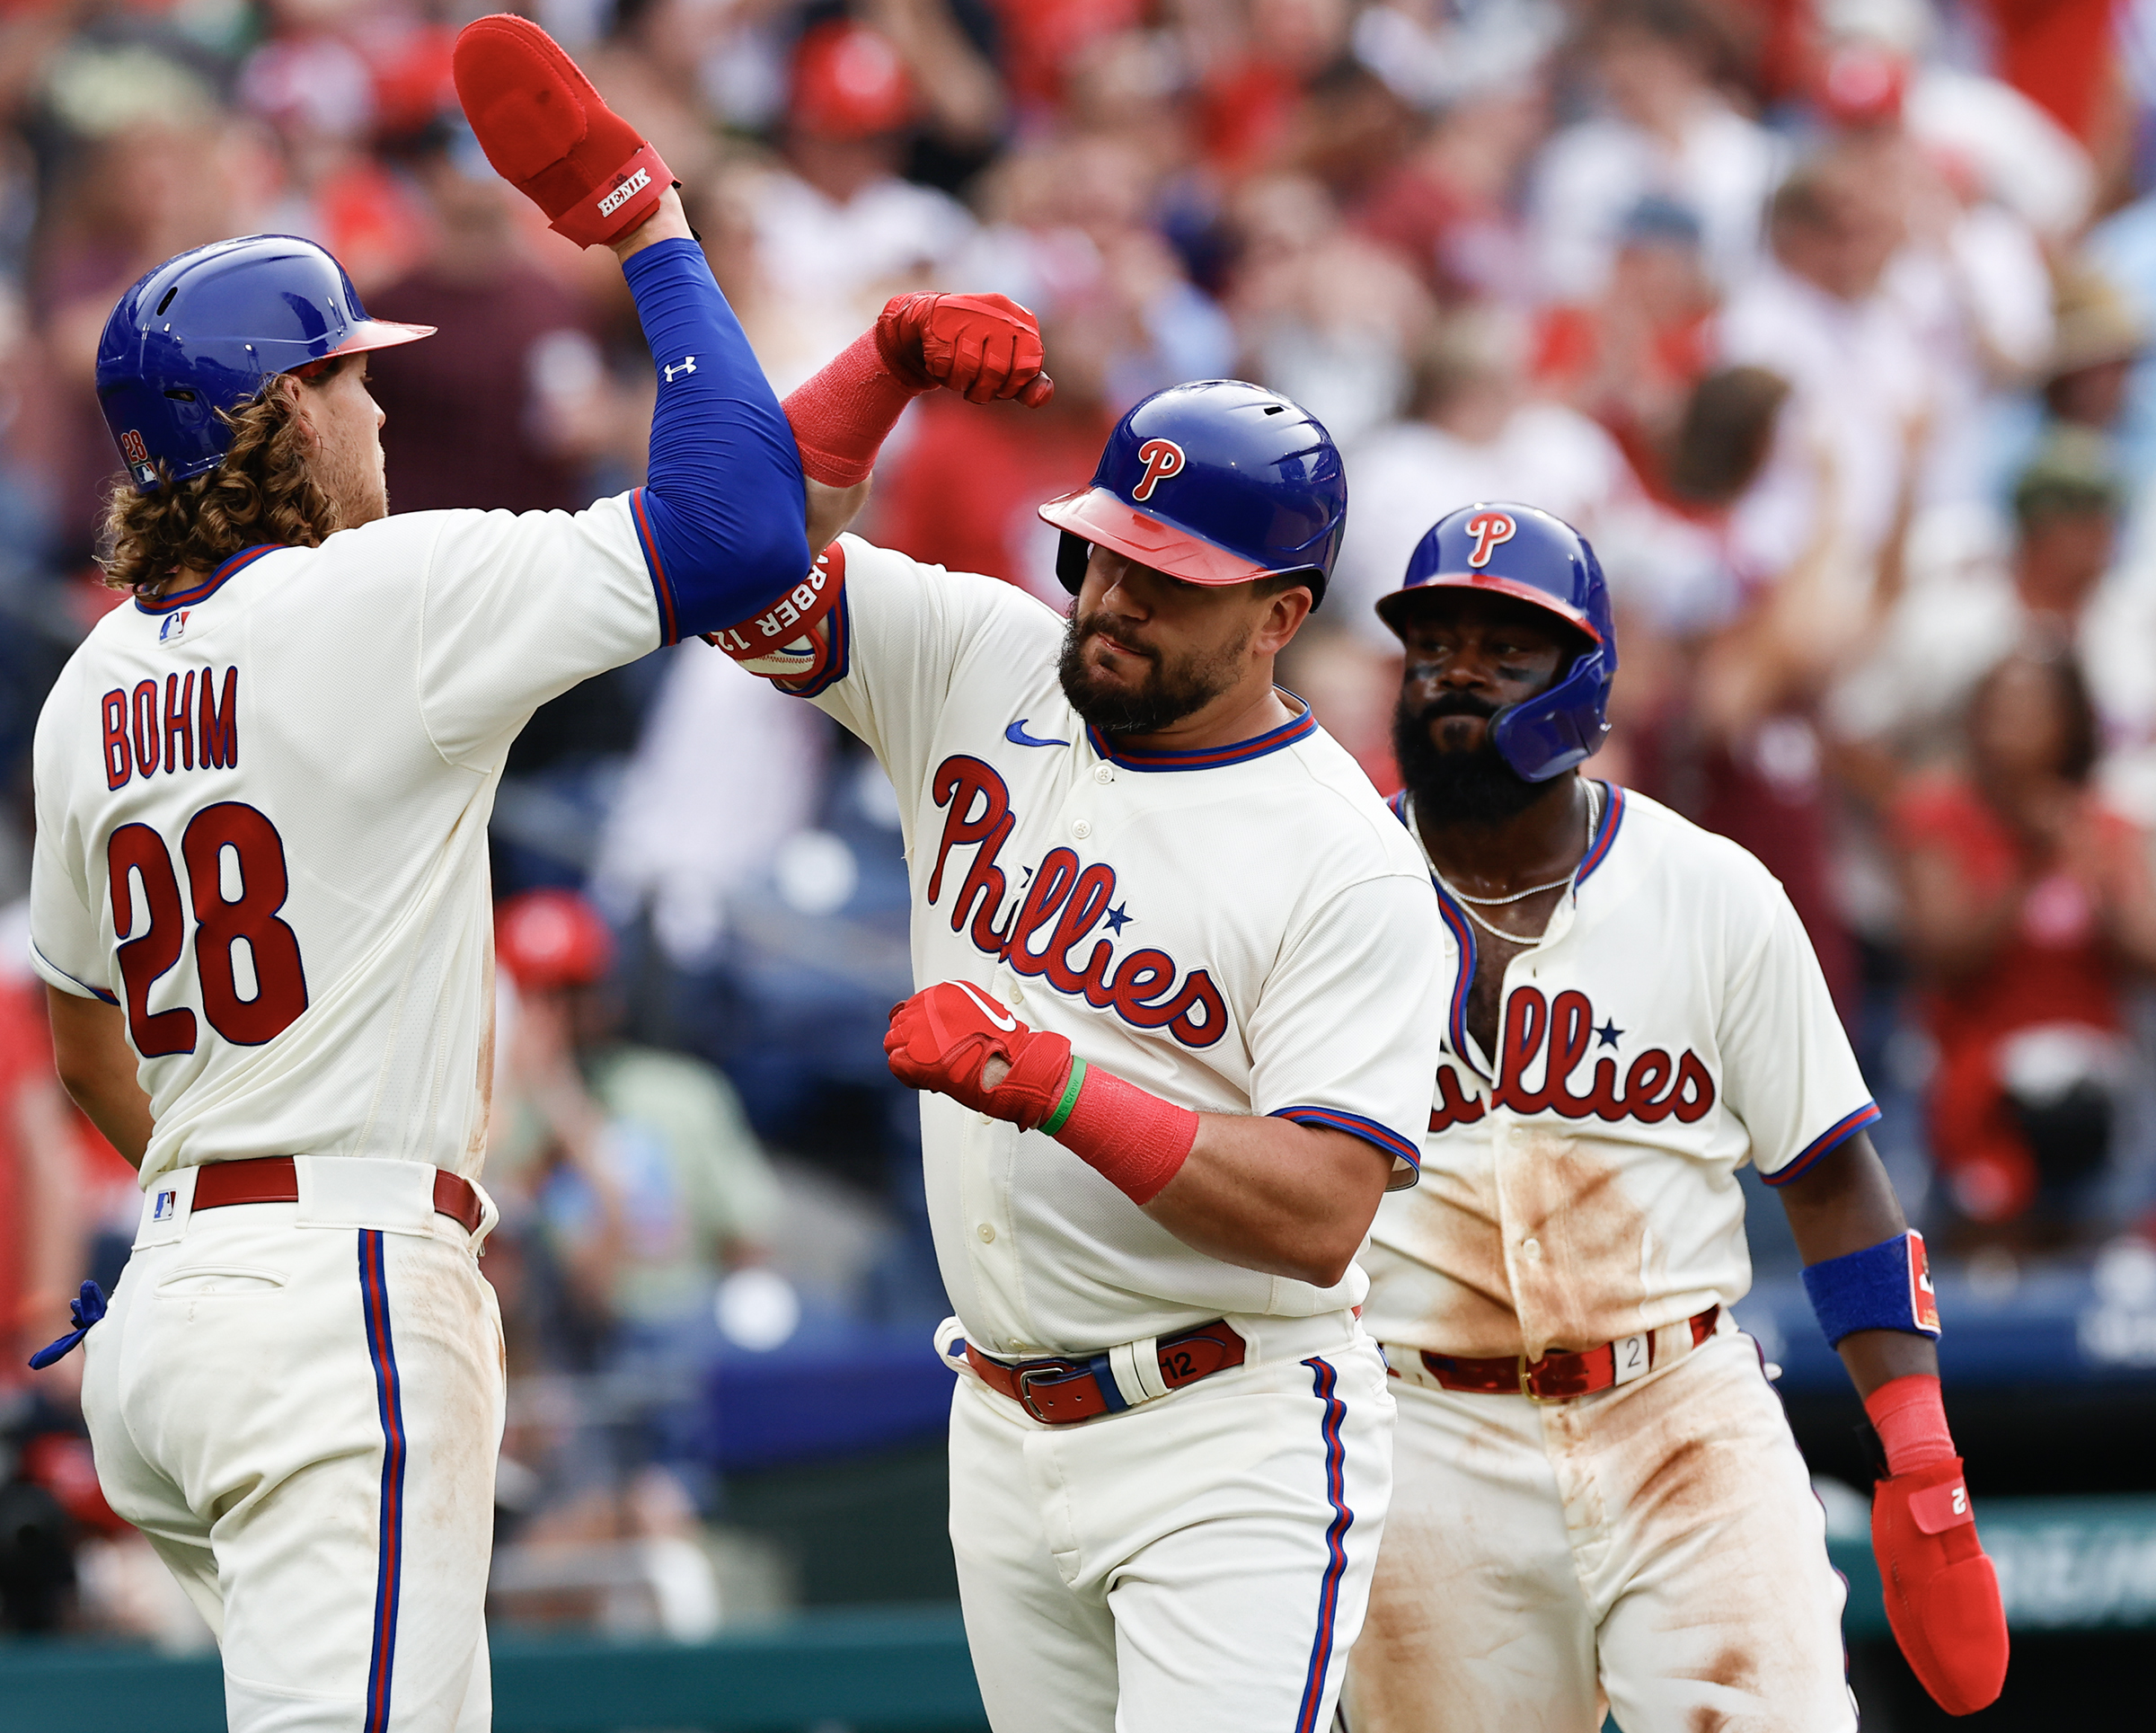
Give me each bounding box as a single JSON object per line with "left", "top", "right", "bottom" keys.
{"left": 1866, "top": 1374, "right": 1956, "bottom": 1476}
{"left": 1041, "top": 1058, "right": 1198, "bottom": 1206}
{"left": 782, "top": 329, "right": 924, "bottom": 487}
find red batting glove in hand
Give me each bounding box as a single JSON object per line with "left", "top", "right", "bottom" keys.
{"left": 884, "top": 982, "right": 1074, "bottom": 1130}
{"left": 783, "top": 293, "right": 1052, "bottom": 487}
{"left": 878, "top": 293, "right": 1055, "bottom": 406}
{"left": 1867, "top": 1376, "right": 2008, "bottom": 1714}
{"left": 453, "top": 14, "right": 670, "bottom": 248}
{"left": 883, "top": 983, "right": 1199, "bottom": 1205}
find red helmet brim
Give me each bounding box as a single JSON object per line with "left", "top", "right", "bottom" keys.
{"left": 1038, "top": 486, "right": 1274, "bottom": 588}
{"left": 1375, "top": 571, "right": 1604, "bottom": 643}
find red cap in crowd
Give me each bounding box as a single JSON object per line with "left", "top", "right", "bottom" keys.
{"left": 791, "top": 21, "right": 915, "bottom": 140}
{"left": 496, "top": 889, "right": 614, "bottom": 992}
{"left": 1815, "top": 40, "right": 1909, "bottom": 129}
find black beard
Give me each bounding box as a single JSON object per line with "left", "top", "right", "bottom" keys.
{"left": 1056, "top": 608, "right": 1249, "bottom": 735}
{"left": 1392, "top": 691, "right": 1545, "bottom": 824}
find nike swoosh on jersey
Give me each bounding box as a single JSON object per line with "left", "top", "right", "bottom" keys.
{"left": 1003, "top": 719, "right": 1070, "bottom": 747}
{"left": 955, "top": 980, "right": 1019, "bottom": 1031}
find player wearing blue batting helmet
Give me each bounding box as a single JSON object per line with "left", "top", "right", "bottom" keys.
{"left": 97, "top": 234, "right": 433, "bottom": 492}
{"left": 1376, "top": 500, "right": 1616, "bottom": 785}
{"left": 1039, "top": 379, "right": 1348, "bottom": 604}
{"left": 1037, "top": 380, "right": 1347, "bottom": 739}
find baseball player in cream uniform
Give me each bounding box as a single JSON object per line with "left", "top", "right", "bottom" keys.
{"left": 729, "top": 355, "right": 1447, "bottom": 1729}
{"left": 25, "top": 22, "right": 838, "bottom": 1729}
{"left": 1339, "top": 504, "right": 2008, "bottom": 1730}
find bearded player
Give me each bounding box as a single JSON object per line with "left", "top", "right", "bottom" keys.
{"left": 23, "top": 19, "right": 1049, "bottom": 1730}
{"left": 1338, "top": 504, "right": 2009, "bottom": 1729}
{"left": 715, "top": 331, "right": 1447, "bottom": 1720}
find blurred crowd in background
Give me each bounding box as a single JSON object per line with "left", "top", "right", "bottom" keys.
{"left": 7, "top": 0, "right": 2156, "bottom": 1649}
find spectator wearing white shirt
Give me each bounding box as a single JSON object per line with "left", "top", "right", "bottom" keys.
{"left": 1716, "top": 156, "right": 1933, "bottom": 609}
{"left": 1528, "top": 0, "right": 1782, "bottom": 302}
{"left": 744, "top": 20, "right": 977, "bottom": 382}
{"left": 1328, "top": 305, "right": 1638, "bottom": 651}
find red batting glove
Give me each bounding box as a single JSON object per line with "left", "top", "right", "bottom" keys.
{"left": 884, "top": 982, "right": 1074, "bottom": 1129}
{"left": 877, "top": 293, "right": 1055, "bottom": 407}
{"left": 1867, "top": 1377, "right": 2008, "bottom": 1715}
{"left": 783, "top": 293, "right": 1052, "bottom": 488}
{"left": 453, "top": 14, "right": 671, "bottom": 249}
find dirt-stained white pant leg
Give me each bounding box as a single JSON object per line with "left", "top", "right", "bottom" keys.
{"left": 81, "top": 1204, "right": 504, "bottom": 1733}
{"left": 1566, "top": 1332, "right": 1855, "bottom": 1733}
{"left": 1343, "top": 1330, "right": 1852, "bottom": 1733}
{"left": 951, "top": 1316, "right": 1392, "bottom": 1733}
{"left": 1341, "top": 1376, "right": 1603, "bottom": 1733}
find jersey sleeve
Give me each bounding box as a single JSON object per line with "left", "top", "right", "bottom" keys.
{"left": 414, "top": 494, "right": 667, "bottom": 769}
{"left": 1248, "top": 870, "right": 1449, "bottom": 1189}
{"left": 26, "top": 674, "right": 114, "bottom": 1004}
{"left": 771, "top": 535, "right": 1063, "bottom": 801}
{"left": 1719, "top": 870, "right": 1879, "bottom": 1187}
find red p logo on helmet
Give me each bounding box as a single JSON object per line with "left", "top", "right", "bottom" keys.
{"left": 1131, "top": 437, "right": 1186, "bottom": 502}
{"left": 1464, "top": 510, "right": 1516, "bottom": 569}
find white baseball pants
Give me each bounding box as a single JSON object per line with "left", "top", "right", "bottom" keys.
{"left": 947, "top": 1309, "right": 1392, "bottom": 1733}
{"left": 1340, "top": 1325, "right": 1856, "bottom": 1733}
{"left": 81, "top": 1163, "right": 505, "bottom": 1733}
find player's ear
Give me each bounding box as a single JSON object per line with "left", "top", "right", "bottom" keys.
{"left": 1252, "top": 581, "right": 1314, "bottom": 657}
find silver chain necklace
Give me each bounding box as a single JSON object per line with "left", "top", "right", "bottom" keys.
{"left": 1416, "top": 783, "right": 1602, "bottom": 944}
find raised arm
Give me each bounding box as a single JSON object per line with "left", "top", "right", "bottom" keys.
{"left": 455, "top": 17, "right": 809, "bottom": 639}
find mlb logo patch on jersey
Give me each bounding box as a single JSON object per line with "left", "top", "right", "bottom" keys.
{"left": 1906, "top": 1229, "right": 1940, "bottom": 1334}
{"left": 159, "top": 608, "right": 191, "bottom": 643}
{"left": 152, "top": 1189, "right": 179, "bottom": 1223}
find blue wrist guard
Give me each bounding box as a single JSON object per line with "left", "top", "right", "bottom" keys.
{"left": 1800, "top": 1229, "right": 1941, "bottom": 1348}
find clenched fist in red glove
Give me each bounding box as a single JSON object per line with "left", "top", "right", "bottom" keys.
{"left": 783, "top": 294, "right": 1052, "bottom": 487}
{"left": 1867, "top": 1376, "right": 2008, "bottom": 1715}
{"left": 875, "top": 293, "right": 1056, "bottom": 407}
{"left": 883, "top": 982, "right": 1200, "bottom": 1205}
{"left": 884, "top": 981, "right": 1075, "bottom": 1129}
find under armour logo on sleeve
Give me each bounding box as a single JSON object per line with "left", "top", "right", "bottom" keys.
{"left": 662, "top": 356, "right": 697, "bottom": 383}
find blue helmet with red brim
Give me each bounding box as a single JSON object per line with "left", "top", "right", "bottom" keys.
{"left": 1375, "top": 500, "right": 1618, "bottom": 783}
{"left": 1038, "top": 379, "right": 1347, "bottom": 606}
{"left": 96, "top": 234, "right": 434, "bottom": 492}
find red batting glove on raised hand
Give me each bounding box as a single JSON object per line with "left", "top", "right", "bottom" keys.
{"left": 877, "top": 293, "right": 1055, "bottom": 406}
{"left": 884, "top": 982, "right": 1074, "bottom": 1129}
{"left": 1867, "top": 1376, "right": 2009, "bottom": 1715}
{"left": 453, "top": 14, "right": 671, "bottom": 248}
{"left": 783, "top": 293, "right": 1052, "bottom": 487}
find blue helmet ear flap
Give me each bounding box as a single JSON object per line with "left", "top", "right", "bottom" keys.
{"left": 1489, "top": 642, "right": 1615, "bottom": 782}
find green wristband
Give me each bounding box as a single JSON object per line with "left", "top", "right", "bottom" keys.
{"left": 1038, "top": 1057, "right": 1088, "bottom": 1137}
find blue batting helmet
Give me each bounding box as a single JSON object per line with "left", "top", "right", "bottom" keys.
{"left": 1038, "top": 380, "right": 1347, "bottom": 607}
{"left": 1375, "top": 501, "right": 1617, "bottom": 783}
{"left": 96, "top": 234, "right": 434, "bottom": 492}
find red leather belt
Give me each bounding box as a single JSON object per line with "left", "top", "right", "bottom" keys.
{"left": 1418, "top": 1305, "right": 1719, "bottom": 1401}
{"left": 191, "top": 1156, "right": 485, "bottom": 1236}
{"left": 966, "top": 1319, "right": 1247, "bottom": 1425}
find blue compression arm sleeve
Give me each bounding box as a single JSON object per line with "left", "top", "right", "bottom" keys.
{"left": 619, "top": 237, "right": 809, "bottom": 643}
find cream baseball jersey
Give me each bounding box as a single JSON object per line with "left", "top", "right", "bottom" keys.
{"left": 30, "top": 498, "right": 667, "bottom": 1187}
{"left": 757, "top": 535, "right": 1447, "bottom": 1356}
{"left": 1361, "top": 785, "right": 1879, "bottom": 1362}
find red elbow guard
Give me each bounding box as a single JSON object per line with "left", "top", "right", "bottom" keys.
{"left": 1041, "top": 1059, "right": 1199, "bottom": 1206}
{"left": 702, "top": 539, "right": 844, "bottom": 672}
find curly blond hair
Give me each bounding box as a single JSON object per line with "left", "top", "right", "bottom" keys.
{"left": 97, "top": 371, "right": 343, "bottom": 597}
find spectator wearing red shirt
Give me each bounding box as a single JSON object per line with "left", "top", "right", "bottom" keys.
{"left": 1893, "top": 648, "right": 2156, "bottom": 1238}
{"left": 873, "top": 328, "right": 1117, "bottom": 604}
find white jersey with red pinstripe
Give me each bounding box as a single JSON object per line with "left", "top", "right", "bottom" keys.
{"left": 1360, "top": 782, "right": 1878, "bottom": 1364}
